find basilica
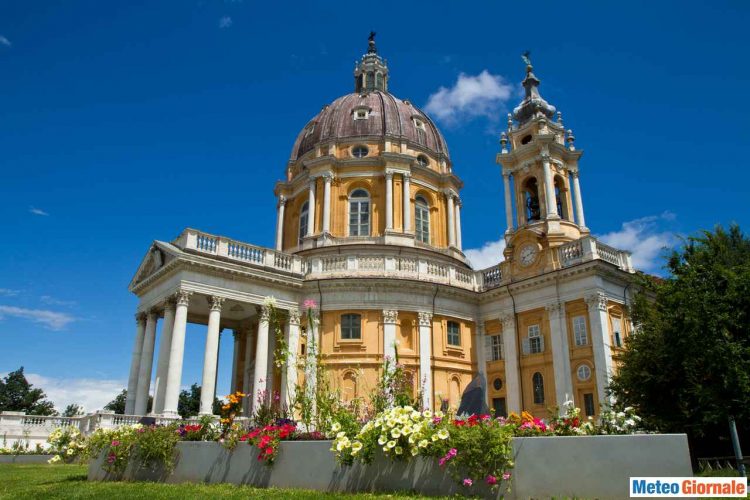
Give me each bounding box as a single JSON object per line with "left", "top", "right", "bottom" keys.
{"left": 125, "top": 37, "right": 635, "bottom": 420}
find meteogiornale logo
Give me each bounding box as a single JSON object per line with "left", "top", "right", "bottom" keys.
{"left": 630, "top": 477, "right": 747, "bottom": 497}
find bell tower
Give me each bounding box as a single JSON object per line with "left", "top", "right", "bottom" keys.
{"left": 497, "top": 53, "right": 589, "bottom": 278}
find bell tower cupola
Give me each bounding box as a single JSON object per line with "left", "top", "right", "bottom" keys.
{"left": 354, "top": 32, "right": 389, "bottom": 93}
{"left": 496, "top": 52, "right": 590, "bottom": 277}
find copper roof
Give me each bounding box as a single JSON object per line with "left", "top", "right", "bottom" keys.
{"left": 290, "top": 90, "right": 450, "bottom": 161}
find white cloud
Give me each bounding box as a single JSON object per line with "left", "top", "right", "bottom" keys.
{"left": 40, "top": 295, "right": 77, "bottom": 307}
{"left": 218, "top": 16, "right": 233, "bottom": 28}
{"left": 0, "top": 288, "right": 20, "bottom": 297}
{"left": 0, "top": 305, "right": 76, "bottom": 330}
{"left": 424, "top": 70, "right": 513, "bottom": 124}
{"left": 24, "top": 373, "right": 125, "bottom": 413}
{"left": 29, "top": 207, "right": 49, "bottom": 216}
{"left": 0, "top": 36, "right": 10, "bottom": 47}
{"left": 465, "top": 238, "right": 506, "bottom": 270}
{"left": 599, "top": 212, "right": 678, "bottom": 272}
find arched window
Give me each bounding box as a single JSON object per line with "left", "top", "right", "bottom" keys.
{"left": 532, "top": 372, "right": 545, "bottom": 405}
{"left": 416, "top": 155, "right": 429, "bottom": 168}
{"left": 523, "top": 178, "right": 541, "bottom": 222}
{"left": 415, "top": 196, "right": 430, "bottom": 244}
{"left": 366, "top": 71, "right": 375, "bottom": 90}
{"left": 554, "top": 176, "right": 569, "bottom": 220}
{"left": 375, "top": 72, "right": 383, "bottom": 90}
{"left": 349, "top": 189, "right": 370, "bottom": 236}
{"left": 298, "top": 201, "right": 309, "bottom": 245}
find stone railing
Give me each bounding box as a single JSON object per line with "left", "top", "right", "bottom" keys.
{"left": 170, "top": 229, "right": 632, "bottom": 293}
{"left": 557, "top": 236, "right": 633, "bottom": 272}
{"left": 174, "top": 229, "right": 304, "bottom": 275}
{"left": 306, "top": 254, "right": 480, "bottom": 291}
{"left": 0, "top": 410, "right": 213, "bottom": 448}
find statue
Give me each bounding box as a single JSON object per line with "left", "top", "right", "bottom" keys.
{"left": 369, "top": 31, "right": 376, "bottom": 43}
{"left": 522, "top": 50, "right": 531, "bottom": 66}
{"left": 457, "top": 374, "right": 490, "bottom": 416}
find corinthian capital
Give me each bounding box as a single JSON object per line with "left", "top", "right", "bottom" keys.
{"left": 499, "top": 312, "right": 515, "bottom": 330}
{"left": 585, "top": 292, "right": 608, "bottom": 312}
{"left": 418, "top": 311, "right": 432, "bottom": 327}
{"left": 288, "top": 308, "right": 301, "bottom": 325}
{"left": 383, "top": 309, "right": 399, "bottom": 324}
{"left": 208, "top": 295, "right": 225, "bottom": 312}
{"left": 545, "top": 301, "right": 562, "bottom": 315}
{"left": 174, "top": 289, "right": 192, "bottom": 307}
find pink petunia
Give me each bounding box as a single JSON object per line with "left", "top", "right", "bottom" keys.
{"left": 485, "top": 475, "right": 497, "bottom": 485}
{"left": 502, "top": 472, "right": 512, "bottom": 480}
{"left": 463, "top": 478, "right": 473, "bottom": 487}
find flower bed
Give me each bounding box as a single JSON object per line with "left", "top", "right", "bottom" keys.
{"left": 87, "top": 434, "right": 693, "bottom": 499}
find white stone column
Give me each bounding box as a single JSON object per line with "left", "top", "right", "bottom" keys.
{"left": 230, "top": 331, "right": 240, "bottom": 393}
{"left": 571, "top": 170, "right": 587, "bottom": 229}
{"left": 163, "top": 290, "right": 191, "bottom": 416}
{"left": 382, "top": 310, "right": 398, "bottom": 365}
{"left": 402, "top": 173, "right": 411, "bottom": 233}
{"left": 322, "top": 173, "right": 332, "bottom": 234}
{"left": 252, "top": 305, "right": 271, "bottom": 412}
{"left": 307, "top": 177, "right": 316, "bottom": 237}
{"left": 446, "top": 191, "right": 456, "bottom": 247}
{"left": 455, "top": 200, "right": 463, "bottom": 251}
{"left": 152, "top": 300, "right": 176, "bottom": 414}
{"left": 586, "top": 292, "right": 613, "bottom": 407}
{"left": 199, "top": 296, "right": 224, "bottom": 415}
{"left": 385, "top": 171, "right": 394, "bottom": 231}
{"left": 542, "top": 158, "right": 558, "bottom": 218}
{"left": 475, "top": 321, "right": 487, "bottom": 405}
{"left": 125, "top": 313, "right": 147, "bottom": 415}
{"left": 280, "top": 309, "right": 300, "bottom": 409}
{"left": 304, "top": 309, "right": 319, "bottom": 414}
{"left": 500, "top": 313, "right": 521, "bottom": 414}
{"left": 266, "top": 317, "right": 277, "bottom": 399}
{"left": 134, "top": 311, "right": 158, "bottom": 416}
{"left": 275, "top": 196, "right": 286, "bottom": 251}
{"left": 418, "top": 312, "right": 433, "bottom": 410}
{"left": 241, "top": 326, "right": 255, "bottom": 416}
{"left": 503, "top": 172, "right": 514, "bottom": 232}
{"left": 547, "top": 302, "right": 573, "bottom": 413}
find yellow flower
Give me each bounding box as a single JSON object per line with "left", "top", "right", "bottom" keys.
{"left": 437, "top": 429, "right": 449, "bottom": 440}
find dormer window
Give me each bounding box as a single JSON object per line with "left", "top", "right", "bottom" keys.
{"left": 416, "top": 155, "right": 429, "bottom": 168}
{"left": 353, "top": 108, "right": 370, "bottom": 120}
{"left": 413, "top": 118, "right": 426, "bottom": 131}
{"left": 521, "top": 134, "right": 532, "bottom": 145}
{"left": 413, "top": 118, "right": 427, "bottom": 145}
{"left": 351, "top": 145, "right": 369, "bottom": 158}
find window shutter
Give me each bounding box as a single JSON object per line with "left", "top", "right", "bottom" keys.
{"left": 522, "top": 338, "right": 530, "bottom": 355}
{"left": 484, "top": 336, "right": 493, "bottom": 362}
{"left": 539, "top": 336, "right": 545, "bottom": 353}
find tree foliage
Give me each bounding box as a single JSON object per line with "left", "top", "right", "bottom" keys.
{"left": 62, "top": 403, "right": 84, "bottom": 417}
{"left": 610, "top": 225, "right": 750, "bottom": 439}
{"left": 0, "top": 367, "right": 57, "bottom": 416}
{"left": 104, "top": 389, "right": 152, "bottom": 415}
{"left": 178, "top": 383, "right": 222, "bottom": 418}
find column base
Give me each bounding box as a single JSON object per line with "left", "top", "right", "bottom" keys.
{"left": 160, "top": 410, "right": 180, "bottom": 418}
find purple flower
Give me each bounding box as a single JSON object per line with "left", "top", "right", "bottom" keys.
{"left": 106, "top": 453, "right": 116, "bottom": 464}
{"left": 463, "top": 478, "right": 473, "bottom": 487}
{"left": 486, "top": 475, "right": 497, "bottom": 485}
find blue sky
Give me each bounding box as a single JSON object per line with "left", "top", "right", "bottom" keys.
{"left": 1, "top": 1, "right": 748, "bottom": 412}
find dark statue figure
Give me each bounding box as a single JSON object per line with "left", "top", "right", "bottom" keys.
{"left": 369, "top": 31, "right": 376, "bottom": 42}
{"left": 457, "top": 373, "right": 490, "bottom": 416}
{"left": 527, "top": 194, "right": 541, "bottom": 221}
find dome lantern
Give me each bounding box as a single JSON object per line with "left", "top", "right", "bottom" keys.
{"left": 354, "top": 32, "right": 389, "bottom": 93}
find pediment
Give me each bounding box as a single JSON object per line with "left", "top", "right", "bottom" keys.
{"left": 128, "top": 242, "right": 177, "bottom": 291}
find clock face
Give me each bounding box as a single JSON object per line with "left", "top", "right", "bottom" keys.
{"left": 518, "top": 244, "right": 539, "bottom": 267}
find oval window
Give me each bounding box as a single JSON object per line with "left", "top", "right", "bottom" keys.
{"left": 577, "top": 364, "right": 591, "bottom": 381}
{"left": 521, "top": 134, "right": 532, "bottom": 145}
{"left": 493, "top": 378, "right": 503, "bottom": 391}
{"left": 352, "top": 145, "right": 369, "bottom": 158}
{"left": 416, "top": 155, "right": 429, "bottom": 168}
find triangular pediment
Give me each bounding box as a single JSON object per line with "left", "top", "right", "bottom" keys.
{"left": 128, "top": 242, "right": 178, "bottom": 291}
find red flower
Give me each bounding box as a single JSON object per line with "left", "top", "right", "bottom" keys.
{"left": 264, "top": 447, "right": 274, "bottom": 456}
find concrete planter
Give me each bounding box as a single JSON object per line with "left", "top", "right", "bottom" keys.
{"left": 88, "top": 434, "right": 692, "bottom": 499}
{"left": 0, "top": 454, "right": 55, "bottom": 464}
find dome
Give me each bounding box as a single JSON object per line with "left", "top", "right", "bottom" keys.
{"left": 289, "top": 90, "right": 450, "bottom": 162}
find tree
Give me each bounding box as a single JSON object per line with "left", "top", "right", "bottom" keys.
{"left": 0, "top": 367, "right": 57, "bottom": 415}
{"left": 178, "top": 383, "right": 223, "bottom": 418}
{"left": 610, "top": 225, "right": 750, "bottom": 454}
{"left": 62, "top": 403, "right": 84, "bottom": 417}
{"left": 104, "top": 389, "right": 152, "bottom": 414}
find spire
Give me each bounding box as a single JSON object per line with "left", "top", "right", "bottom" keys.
{"left": 512, "top": 51, "right": 556, "bottom": 126}
{"left": 354, "top": 32, "right": 389, "bottom": 93}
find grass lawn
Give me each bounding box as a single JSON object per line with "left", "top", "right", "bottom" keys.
{"left": 0, "top": 464, "right": 446, "bottom": 499}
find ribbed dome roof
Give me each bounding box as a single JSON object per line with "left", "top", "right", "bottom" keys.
{"left": 289, "top": 90, "right": 450, "bottom": 162}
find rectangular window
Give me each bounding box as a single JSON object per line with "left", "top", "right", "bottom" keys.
{"left": 492, "top": 397, "right": 507, "bottom": 418}
{"left": 341, "top": 314, "right": 361, "bottom": 340}
{"left": 583, "top": 393, "right": 596, "bottom": 417}
{"left": 528, "top": 324, "right": 542, "bottom": 354}
{"left": 447, "top": 321, "right": 461, "bottom": 346}
{"left": 490, "top": 334, "right": 503, "bottom": 361}
{"left": 573, "top": 315, "right": 588, "bottom": 346}
{"left": 612, "top": 317, "right": 623, "bottom": 347}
